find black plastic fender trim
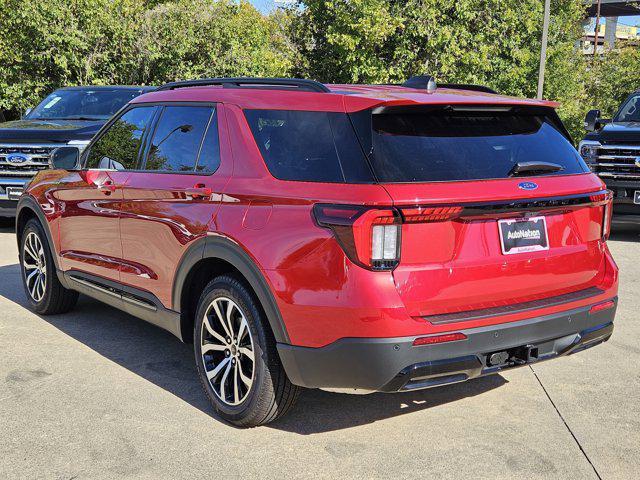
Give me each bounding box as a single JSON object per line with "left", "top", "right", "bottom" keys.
{"left": 172, "top": 234, "right": 290, "bottom": 344}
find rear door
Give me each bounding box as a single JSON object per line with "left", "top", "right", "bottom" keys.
{"left": 119, "top": 103, "right": 231, "bottom": 309}
{"left": 57, "top": 105, "right": 157, "bottom": 282}
{"left": 352, "top": 105, "right": 609, "bottom": 318}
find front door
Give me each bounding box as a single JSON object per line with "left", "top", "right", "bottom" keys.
{"left": 57, "top": 105, "right": 157, "bottom": 282}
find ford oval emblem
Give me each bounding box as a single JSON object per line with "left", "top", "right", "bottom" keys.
{"left": 6, "top": 153, "right": 29, "bottom": 165}
{"left": 518, "top": 181, "right": 538, "bottom": 191}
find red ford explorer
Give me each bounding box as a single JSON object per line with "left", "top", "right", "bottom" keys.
{"left": 17, "top": 77, "right": 618, "bottom": 427}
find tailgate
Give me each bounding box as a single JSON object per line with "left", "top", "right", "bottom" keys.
{"left": 384, "top": 174, "right": 610, "bottom": 318}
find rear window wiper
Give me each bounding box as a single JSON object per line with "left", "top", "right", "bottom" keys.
{"left": 509, "top": 161, "right": 563, "bottom": 177}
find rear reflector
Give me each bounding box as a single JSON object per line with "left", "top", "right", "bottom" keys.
{"left": 589, "top": 300, "right": 615, "bottom": 315}
{"left": 413, "top": 332, "right": 467, "bottom": 346}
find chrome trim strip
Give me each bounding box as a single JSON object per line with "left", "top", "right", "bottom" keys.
{"left": 68, "top": 275, "right": 157, "bottom": 311}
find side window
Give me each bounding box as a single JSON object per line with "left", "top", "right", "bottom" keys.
{"left": 86, "top": 106, "right": 155, "bottom": 170}
{"left": 144, "top": 106, "right": 212, "bottom": 172}
{"left": 244, "top": 109, "right": 373, "bottom": 183}
{"left": 195, "top": 109, "right": 221, "bottom": 173}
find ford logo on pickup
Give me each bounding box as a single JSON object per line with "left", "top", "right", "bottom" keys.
{"left": 6, "top": 153, "right": 30, "bottom": 165}
{"left": 518, "top": 181, "right": 538, "bottom": 191}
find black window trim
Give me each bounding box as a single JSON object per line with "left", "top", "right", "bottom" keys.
{"left": 82, "top": 103, "right": 159, "bottom": 171}
{"left": 82, "top": 101, "right": 221, "bottom": 176}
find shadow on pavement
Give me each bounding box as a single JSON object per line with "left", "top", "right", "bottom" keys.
{"left": 0, "top": 262, "right": 507, "bottom": 434}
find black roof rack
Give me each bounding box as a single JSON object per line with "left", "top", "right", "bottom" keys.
{"left": 439, "top": 83, "right": 498, "bottom": 94}
{"left": 156, "top": 77, "right": 330, "bottom": 93}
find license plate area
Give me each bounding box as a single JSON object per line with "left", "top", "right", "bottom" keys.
{"left": 6, "top": 186, "right": 23, "bottom": 201}
{"left": 498, "top": 216, "right": 549, "bottom": 255}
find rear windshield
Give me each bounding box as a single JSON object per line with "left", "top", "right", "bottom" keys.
{"left": 352, "top": 107, "right": 588, "bottom": 183}
{"left": 244, "top": 109, "right": 373, "bottom": 183}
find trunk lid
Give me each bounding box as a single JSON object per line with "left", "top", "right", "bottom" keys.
{"left": 384, "top": 174, "right": 608, "bottom": 317}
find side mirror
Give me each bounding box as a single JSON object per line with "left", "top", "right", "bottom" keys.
{"left": 50, "top": 147, "right": 80, "bottom": 170}
{"left": 584, "top": 110, "right": 600, "bottom": 131}
{"left": 23, "top": 108, "right": 32, "bottom": 118}
{"left": 584, "top": 109, "right": 611, "bottom": 132}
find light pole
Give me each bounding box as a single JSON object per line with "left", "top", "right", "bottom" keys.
{"left": 536, "top": 0, "right": 551, "bottom": 99}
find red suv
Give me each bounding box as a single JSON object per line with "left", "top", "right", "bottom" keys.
{"left": 17, "top": 77, "right": 618, "bottom": 427}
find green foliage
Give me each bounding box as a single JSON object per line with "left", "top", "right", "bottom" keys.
{"left": 0, "top": 0, "right": 638, "bottom": 144}
{"left": 587, "top": 47, "right": 640, "bottom": 118}
{"left": 0, "top": 0, "right": 295, "bottom": 118}
{"left": 291, "top": 0, "right": 626, "bottom": 142}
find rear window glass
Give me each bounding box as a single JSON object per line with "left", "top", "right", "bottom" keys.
{"left": 244, "top": 109, "right": 373, "bottom": 183}
{"left": 353, "top": 107, "right": 588, "bottom": 183}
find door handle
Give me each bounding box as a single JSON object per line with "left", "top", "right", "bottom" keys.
{"left": 184, "top": 184, "right": 212, "bottom": 200}
{"left": 96, "top": 180, "right": 117, "bottom": 195}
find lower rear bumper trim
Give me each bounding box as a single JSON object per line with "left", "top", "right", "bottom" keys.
{"left": 277, "top": 299, "right": 617, "bottom": 392}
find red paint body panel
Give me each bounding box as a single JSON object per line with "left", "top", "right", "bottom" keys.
{"left": 23, "top": 83, "right": 618, "bottom": 351}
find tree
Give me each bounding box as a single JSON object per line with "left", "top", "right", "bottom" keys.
{"left": 0, "top": 0, "right": 295, "bottom": 119}
{"left": 292, "top": 0, "right": 589, "bottom": 140}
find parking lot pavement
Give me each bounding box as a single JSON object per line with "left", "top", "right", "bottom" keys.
{"left": 0, "top": 224, "right": 638, "bottom": 480}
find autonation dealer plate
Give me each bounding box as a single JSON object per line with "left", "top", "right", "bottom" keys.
{"left": 498, "top": 216, "right": 549, "bottom": 255}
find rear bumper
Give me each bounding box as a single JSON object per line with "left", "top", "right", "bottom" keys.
{"left": 277, "top": 299, "right": 617, "bottom": 392}
{"left": 0, "top": 199, "right": 18, "bottom": 218}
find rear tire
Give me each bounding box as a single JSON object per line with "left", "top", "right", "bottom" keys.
{"left": 20, "top": 218, "right": 78, "bottom": 314}
{"left": 194, "top": 274, "right": 300, "bottom": 427}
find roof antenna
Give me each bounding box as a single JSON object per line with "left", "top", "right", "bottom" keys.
{"left": 403, "top": 75, "right": 437, "bottom": 92}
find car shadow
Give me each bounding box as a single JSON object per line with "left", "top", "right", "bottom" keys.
{"left": 0, "top": 263, "right": 507, "bottom": 434}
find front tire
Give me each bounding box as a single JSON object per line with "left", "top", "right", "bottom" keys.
{"left": 20, "top": 218, "right": 78, "bottom": 314}
{"left": 194, "top": 275, "right": 299, "bottom": 427}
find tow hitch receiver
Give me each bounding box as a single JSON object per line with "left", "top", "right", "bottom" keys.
{"left": 487, "top": 345, "right": 539, "bottom": 367}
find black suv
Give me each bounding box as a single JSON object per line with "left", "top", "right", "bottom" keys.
{"left": 0, "top": 86, "right": 153, "bottom": 217}
{"left": 579, "top": 89, "right": 640, "bottom": 225}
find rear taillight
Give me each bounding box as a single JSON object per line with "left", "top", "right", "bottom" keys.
{"left": 313, "top": 204, "right": 401, "bottom": 270}
{"left": 590, "top": 191, "right": 613, "bottom": 241}
{"left": 313, "top": 203, "right": 464, "bottom": 271}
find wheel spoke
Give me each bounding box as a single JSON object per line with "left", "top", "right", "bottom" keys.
{"left": 23, "top": 261, "right": 38, "bottom": 271}
{"left": 201, "top": 343, "right": 226, "bottom": 355}
{"left": 206, "top": 356, "right": 230, "bottom": 381}
{"left": 24, "top": 241, "right": 37, "bottom": 261}
{"left": 219, "top": 360, "right": 232, "bottom": 400}
{"left": 233, "top": 361, "right": 240, "bottom": 404}
{"left": 237, "top": 359, "right": 252, "bottom": 388}
{"left": 237, "top": 317, "right": 248, "bottom": 343}
{"left": 212, "top": 300, "right": 232, "bottom": 339}
{"left": 203, "top": 314, "right": 227, "bottom": 345}
{"left": 238, "top": 346, "right": 254, "bottom": 363}
{"left": 226, "top": 301, "right": 237, "bottom": 339}
{"left": 26, "top": 268, "right": 39, "bottom": 284}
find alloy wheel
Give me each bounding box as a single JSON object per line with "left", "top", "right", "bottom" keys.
{"left": 201, "top": 296, "right": 255, "bottom": 406}
{"left": 22, "top": 231, "right": 47, "bottom": 303}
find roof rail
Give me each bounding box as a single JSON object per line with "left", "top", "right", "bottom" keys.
{"left": 439, "top": 83, "right": 498, "bottom": 94}
{"left": 156, "top": 77, "right": 331, "bottom": 93}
